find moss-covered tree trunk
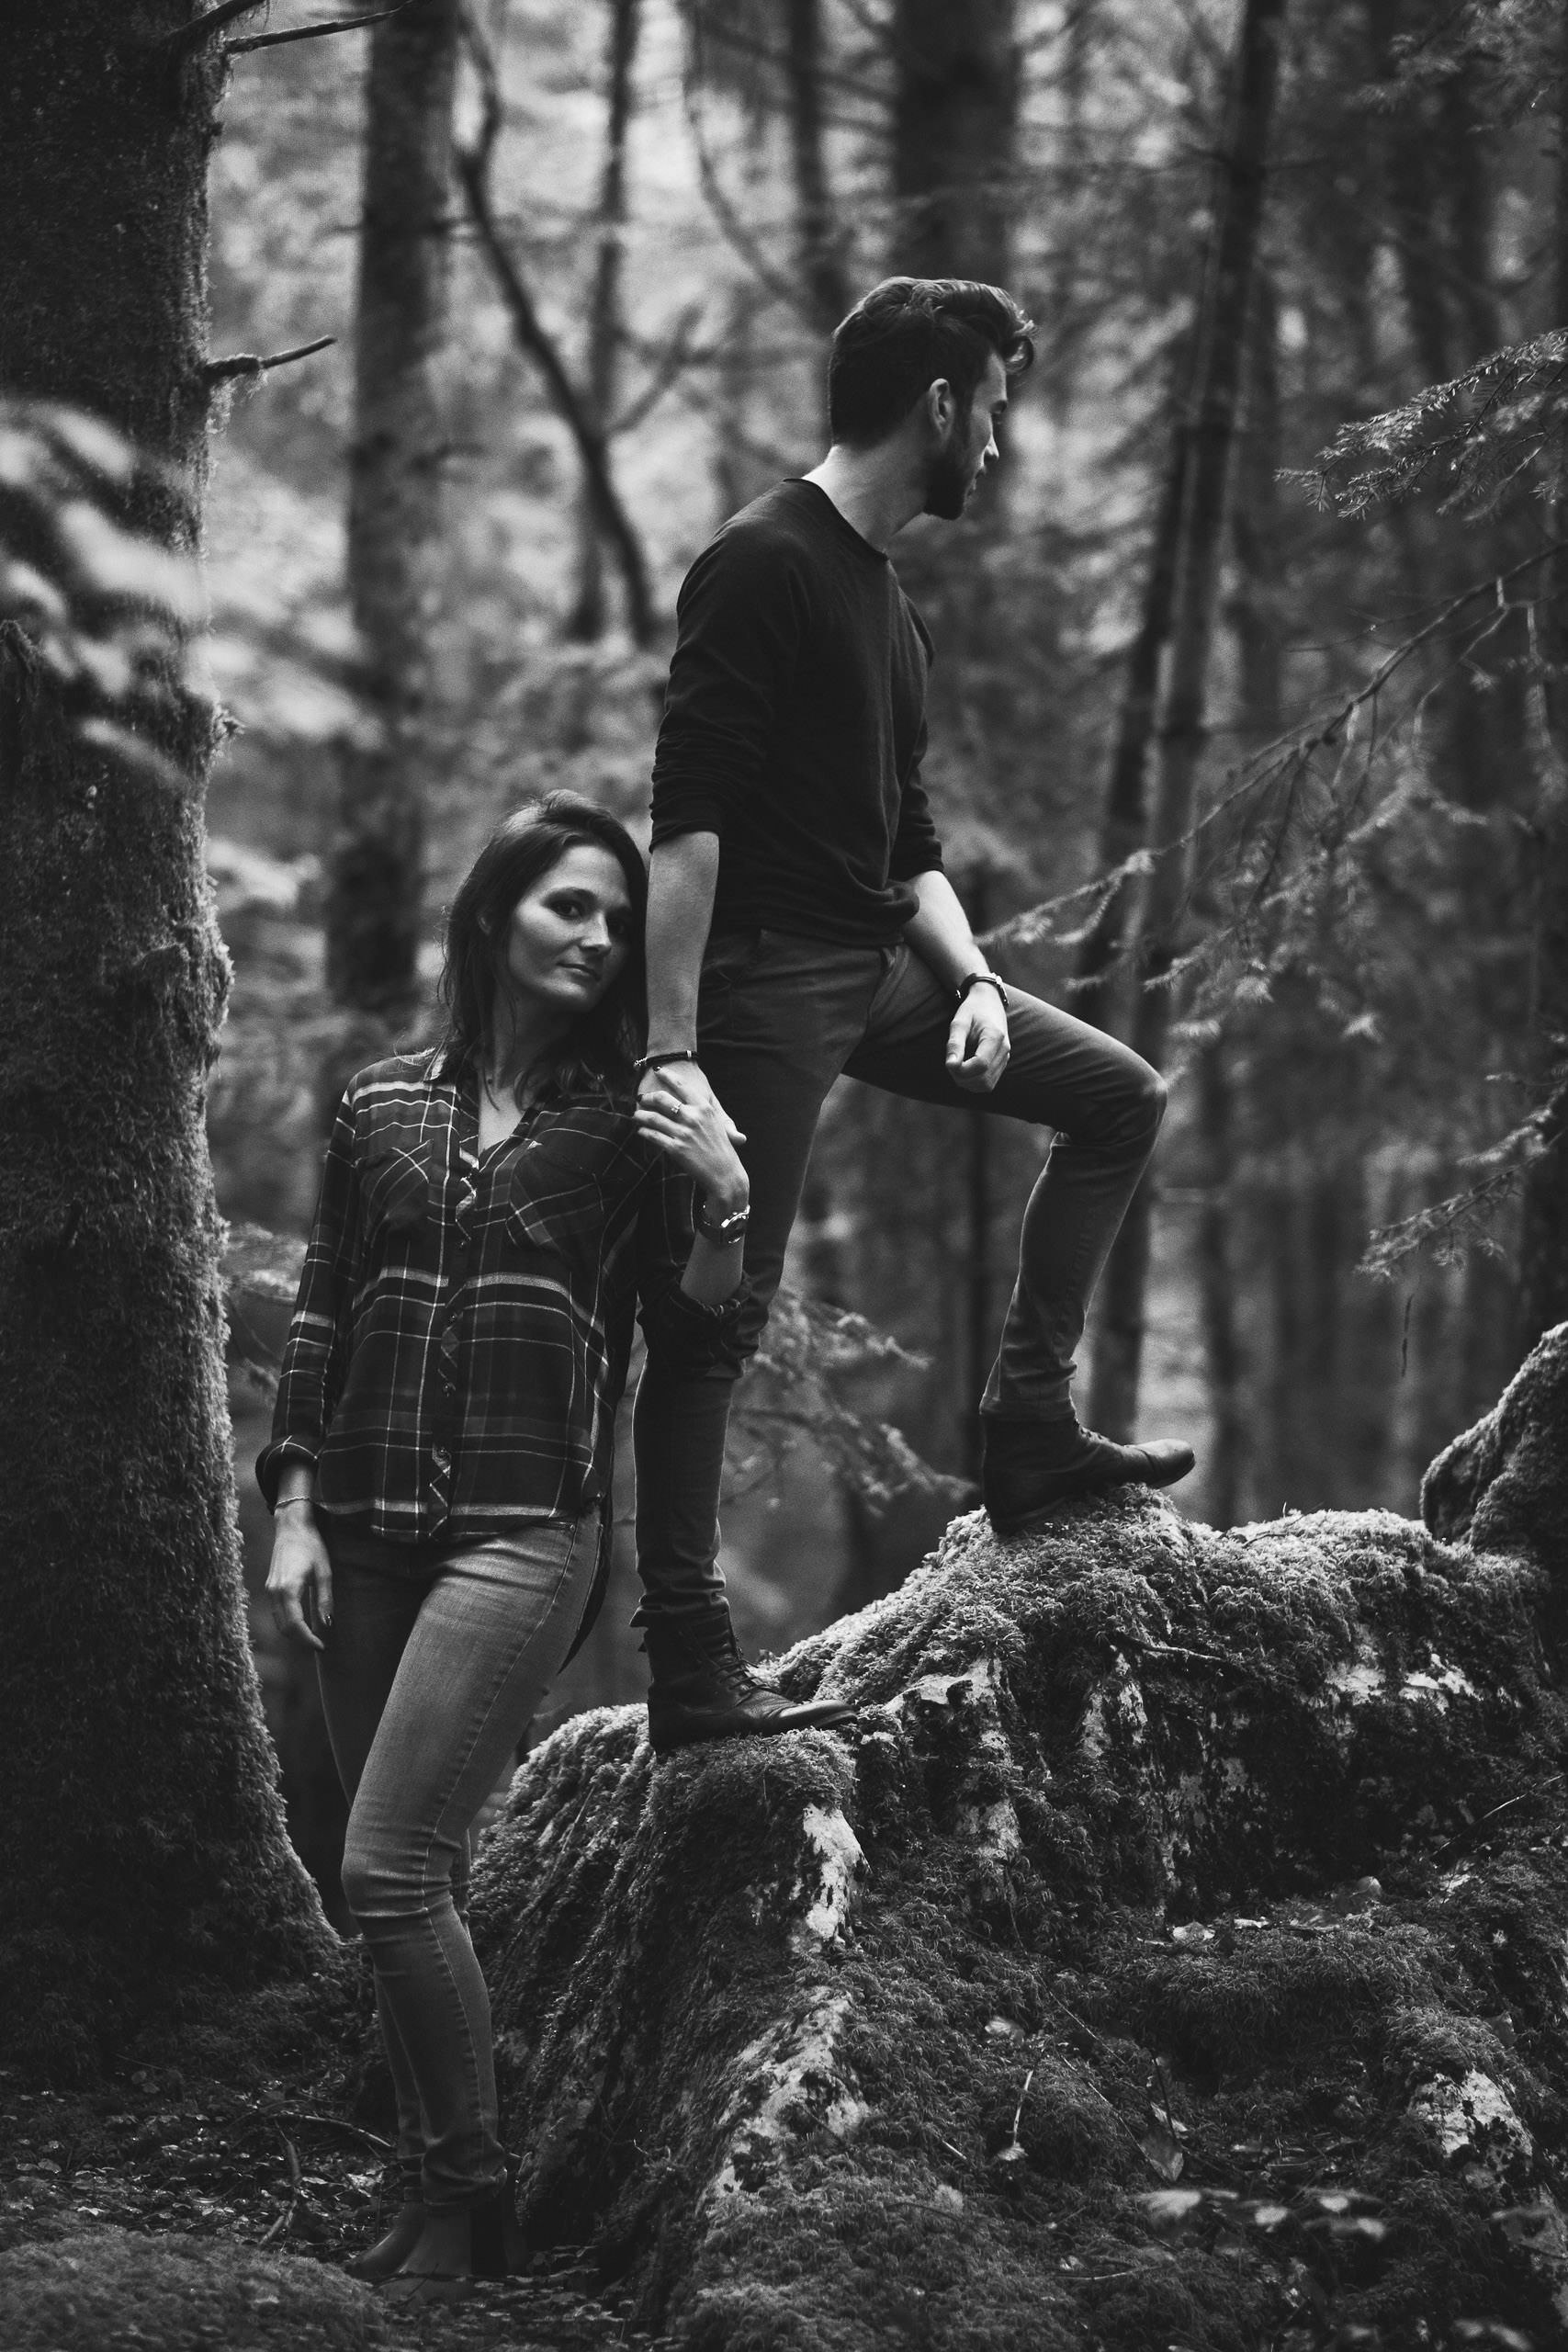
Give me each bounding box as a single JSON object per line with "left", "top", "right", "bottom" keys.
{"left": 0, "top": 3, "right": 333, "bottom": 2081}
{"left": 324, "top": 0, "right": 459, "bottom": 1035}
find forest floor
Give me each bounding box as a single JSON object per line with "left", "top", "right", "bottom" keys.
{"left": 0, "top": 2047, "right": 663, "bottom": 2352}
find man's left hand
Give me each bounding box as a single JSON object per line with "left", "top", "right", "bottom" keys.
{"left": 945, "top": 984, "right": 1010, "bottom": 1092}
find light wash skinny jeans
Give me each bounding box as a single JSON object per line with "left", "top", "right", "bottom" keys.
{"left": 318, "top": 1510, "right": 601, "bottom": 2211}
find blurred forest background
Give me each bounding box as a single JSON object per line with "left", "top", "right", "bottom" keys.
{"left": 199, "top": 0, "right": 1567, "bottom": 1917}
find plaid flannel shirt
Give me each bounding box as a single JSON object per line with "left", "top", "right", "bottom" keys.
{"left": 256, "top": 1049, "right": 740, "bottom": 1547}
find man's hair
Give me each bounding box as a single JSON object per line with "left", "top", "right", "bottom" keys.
{"left": 439, "top": 791, "right": 648, "bottom": 1102}
{"left": 828, "top": 277, "right": 1034, "bottom": 449}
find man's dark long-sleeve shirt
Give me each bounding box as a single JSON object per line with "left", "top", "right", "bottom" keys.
{"left": 649, "top": 479, "right": 944, "bottom": 944}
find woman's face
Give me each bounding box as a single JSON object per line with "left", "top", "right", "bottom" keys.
{"left": 502, "top": 842, "right": 636, "bottom": 1017}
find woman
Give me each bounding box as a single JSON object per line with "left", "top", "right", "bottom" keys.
{"left": 259, "top": 794, "right": 752, "bottom": 2299}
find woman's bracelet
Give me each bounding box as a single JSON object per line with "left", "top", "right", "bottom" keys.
{"left": 634, "top": 1047, "right": 701, "bottom": 1077}
{"left": 694, "top": 1196, "right": 750, "bottom": 1246}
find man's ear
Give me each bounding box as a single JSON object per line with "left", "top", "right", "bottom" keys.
{"left": 926, "top": 377, "right": 956, "bottom": 437}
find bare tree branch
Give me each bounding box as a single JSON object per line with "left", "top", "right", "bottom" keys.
{"left": 456, "top": 8, "right": 656, "bottom": 646}
{"left": 229, "top": 6, "right": 411, "bottom": 53}
{"left": 164, "top": 0, "right": 268, "bottom": 60}
{"left": 200, "top": 334, "right": 336, "bottom": 385}
{"left": 607, "top": 307, "right": 707, "bottom": 438}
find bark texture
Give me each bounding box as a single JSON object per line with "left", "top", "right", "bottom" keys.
{"left": 569, "top": 0, "right": 642, "bottom": 642}
{"left": 0, "top": 6, "right": 332, "bottom": 2079}
{"left": 891, "top": 0, "right": 1018, "bottom": 282}
{"left": 471, "top": 1328, "right": 1568, "bottom": 2347}
{"left": 324, "top": 0, "right": 459, "bottom": 1023}
{"left": 1518, "top": 19, "right": 1568, "bottom": 1351}
{"left": 785, "top": 0, "right": 850, "bottom": 338}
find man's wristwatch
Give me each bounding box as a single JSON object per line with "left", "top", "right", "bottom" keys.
{"left": 955, "top": 969, "right": 1010, "bottom": 1015}
{"left": 694, "top": 1196, "right": 750, "bottom": 1245}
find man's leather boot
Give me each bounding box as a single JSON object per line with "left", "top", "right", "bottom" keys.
{"left": 643, "top": 1611, "right": 856, "bottom": 1757}
{"left": 983, "top": 1415, "right": 1194, "bottom": 1535}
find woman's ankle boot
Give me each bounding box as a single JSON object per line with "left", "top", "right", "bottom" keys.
{"left": 344, "top": 2201, "right": 427, "bottom": 2280}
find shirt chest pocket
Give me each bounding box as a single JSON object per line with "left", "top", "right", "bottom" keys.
{"left": 507, "top": 1124, "right": 623, "bottom": 1259}
{"left": 361, "top": 1143, "right": 432, "bottom": 1240}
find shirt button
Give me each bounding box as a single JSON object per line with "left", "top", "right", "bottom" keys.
{"left": 432, "top": 1447, "right": 449, "bottom": 1471}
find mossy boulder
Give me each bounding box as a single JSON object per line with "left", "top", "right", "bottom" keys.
{"left": 0, "top": 2228, "right": 384, "bottom": 2351}
{"left": 471, "top": 1328, "right": 1568, "bottom": 2350}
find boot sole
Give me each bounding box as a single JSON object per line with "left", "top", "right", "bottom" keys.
{"left": 649, "top": 1702, "right": 857, "bottom": 1758}
{"left": 987, "top": 1453, "right": 1195, "bottom": 1533}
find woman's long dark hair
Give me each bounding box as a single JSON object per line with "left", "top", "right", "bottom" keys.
{"left": 437, "top": 794, "right": 648, "bottom": 1103}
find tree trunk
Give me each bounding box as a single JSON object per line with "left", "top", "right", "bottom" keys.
{"left": 569, "top": 0, "right": 641, "bottom": 642}
{"left": 964, "top": 865, "right": 993, "bottom": 1487}
{"left": 1194, "top": 1043, "right": 1245, "bottom": 1523}
{"left": 890, "top": 0, "right": 1018, "bottom": 283}
{"left": 0, "top": 4, "right": 332, "bottom": 2080}
{"left": 1517, "top": 21, "right": 1568, "bottom": 1349}
{"left": 1073, "top": 356, "right": 1191, "bottom": 1034}
{"left": 785, "top": 0, "right": 849, "bottom": 339}
{"left": 324, "top": 0, "right": 459, "bottom": 1028}
{"left": 1190, "top": 266, "right": 1281, "bottom": 1524}
{"left": 1044, "top": 0, "right": 1094, "bottom": 421}
{"left": 469, "top": 1330, "right": 1568, "bottom": 2346}
{"left": 1088, "top": 0, "right": 1286, "bottom": 1441}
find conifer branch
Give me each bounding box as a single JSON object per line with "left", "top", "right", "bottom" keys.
{"left": 987, "top": 539, "right": 1568, "bottom": 958}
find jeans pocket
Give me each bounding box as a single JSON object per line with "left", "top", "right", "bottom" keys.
{"left": 699, "top": 931, "right": 774, "bottom": 1047}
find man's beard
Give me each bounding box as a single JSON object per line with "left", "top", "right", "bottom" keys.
{"left": 920, "top": 431, "right": 975, "bottom": 520}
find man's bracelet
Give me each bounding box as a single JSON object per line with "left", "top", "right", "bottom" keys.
{"left": 955, "top": 970, "right": 1010, "bottom": 1016}
{"left": 276, "top": 1494, "right": 315, "bottom": 1514}
{"left": 634, "top": 1048, "right": 701, "bottom": 1077}
{"left": 694, "top": 1197, "right": 750, "bottom": 1245}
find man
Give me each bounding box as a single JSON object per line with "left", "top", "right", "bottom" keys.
{"left": 633, "top": 277, "right": 1192, "bottom": 1754}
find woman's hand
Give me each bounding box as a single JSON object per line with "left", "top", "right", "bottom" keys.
{"left": 635, "top": 1078, "right": 749, "bottom": 1216}
{"left": 265, "top": 1503, "right": 333, "bottom": 1652}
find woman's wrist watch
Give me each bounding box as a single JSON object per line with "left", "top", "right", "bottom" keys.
{"left": 956, "top": 969, "right": 1010, "bottom": 1014}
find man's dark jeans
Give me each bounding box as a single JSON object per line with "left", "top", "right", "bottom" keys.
{"left": 632, "top": 930, "right": 1166, "bottom": 1622}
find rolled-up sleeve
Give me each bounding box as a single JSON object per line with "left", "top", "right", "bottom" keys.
{"left": 255, "top": 1089, "right": 364, "bottom": 1509}
{"left": 649, "top": 529, "right": 808, "bottom": 849}
{"left": 634, "top": 1157, "right": 747, "bottom": 1376}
